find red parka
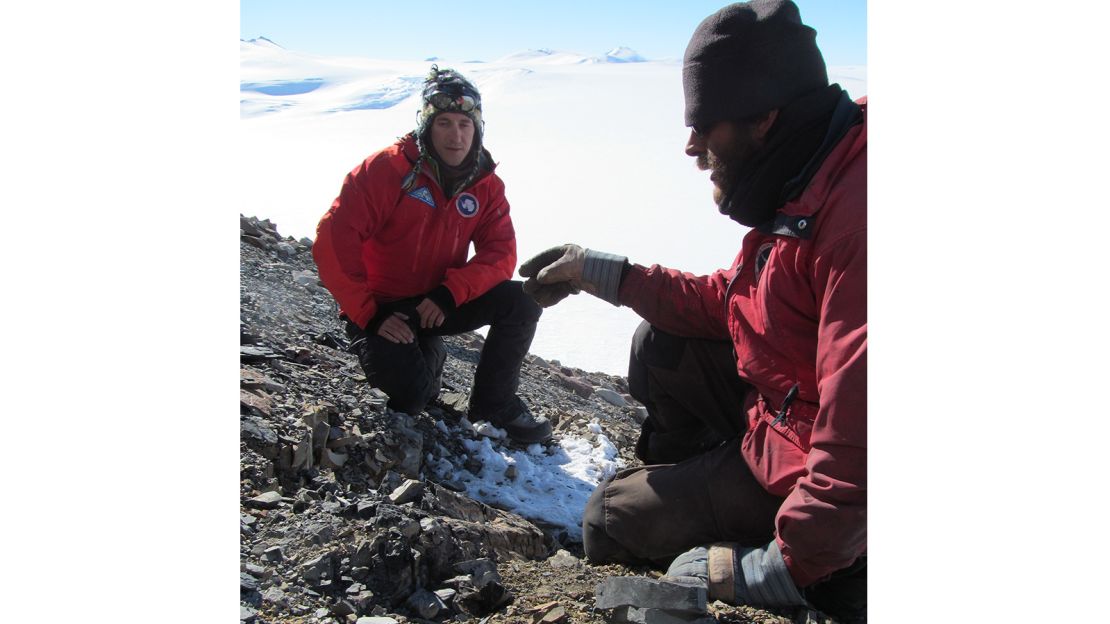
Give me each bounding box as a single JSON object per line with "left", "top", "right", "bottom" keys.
{"left": 313, "top": 135, "right": 517, "bottom": 328}
{"left": 619, "top": 100, "right": 867, "bottom": 588}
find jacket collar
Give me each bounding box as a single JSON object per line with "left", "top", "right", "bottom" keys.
{"left": 399, "top": 134, "right": 497, "bottom": 194}
{"left": 756, "top": 90, "right": 864, "bottom": 239}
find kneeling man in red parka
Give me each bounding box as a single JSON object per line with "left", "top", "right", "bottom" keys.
{"left": 314, "top": 66, "right": 551, "bottom": 444}
{"left": 520, "top": 1, "right": 866, "bottom": 619}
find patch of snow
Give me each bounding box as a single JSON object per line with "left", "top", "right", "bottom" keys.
{"left": 434, "top": 426, "right": 623, "bottom": 541}
{"left": 473, "top": 421, "right": 507, "bottom": 440}
{"left": 328, "top": 76, "right": 424, "bottom": 112}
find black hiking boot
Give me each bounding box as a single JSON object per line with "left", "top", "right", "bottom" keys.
{"left": 471, "top": 397, "right": 552, "bottom": 444}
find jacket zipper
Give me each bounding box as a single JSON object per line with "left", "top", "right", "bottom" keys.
{"left": 725, "top": 263, "right": 742, "bottom": 361}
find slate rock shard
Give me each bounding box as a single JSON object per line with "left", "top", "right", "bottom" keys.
{"left": 595, "top": 576, "right": 707, "bottom": 613}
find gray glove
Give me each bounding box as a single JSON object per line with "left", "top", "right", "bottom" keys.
{"left": 518, "top": 244, "right": 627, "bottom": 307}
{"left": 666, "top": 542, "right": 805, "bottom": 609}
{"left": 519, "top": 246, "right": 581, "bottom": 307}
{"left": 666, "top": 546, "right": 709, "bottom": 581}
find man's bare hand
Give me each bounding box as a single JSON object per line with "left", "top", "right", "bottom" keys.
{"left": 377, "top": 312, "right": 415, "bottom": 343}
{"left": 415, "top": 298, "right": 445, "bottom": 329}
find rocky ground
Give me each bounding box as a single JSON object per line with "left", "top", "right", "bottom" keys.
{"left": 239, "top": 216, "right": 835, "bottom": 624}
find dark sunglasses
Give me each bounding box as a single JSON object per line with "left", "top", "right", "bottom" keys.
{"left": 691, "top": 123, "right": 713, "bottom": 138}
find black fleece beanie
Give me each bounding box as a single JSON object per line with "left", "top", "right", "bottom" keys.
{"left": 683, "top": 0, "right": 828, "bottom": 129}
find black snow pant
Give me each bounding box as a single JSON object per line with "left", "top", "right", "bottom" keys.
{"left": 581, "top": 321, "right": 866, "bottom": 621}
{"left": 346, "top": 280, "right": 541, "bottom": 416}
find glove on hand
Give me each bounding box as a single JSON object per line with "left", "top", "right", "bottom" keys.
{"left": 518, "top": 244, "right": 588, "bottom": 308}
{"left": 521, "top": 279, "right": 580, "bottom": 307}
{"left": 665, "top": 546, "right": 709, "bottom": 582}
{"left": 666, "top": 542, "right": 805, "bottom": 609}
{"left": 519, "top": 244, "right": 627, "bottom": 307}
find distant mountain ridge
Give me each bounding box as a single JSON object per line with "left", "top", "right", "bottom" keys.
{"left": 239, "top": 41, "right": 660, "bottom": 119}
{"left": 242, "top": 36, "right": 283, "bottom": 49}
{"left": 496, "top": 47, "right": 648, "bottom": 64}
{"left": 242, "top": 37, "right": 648, "bottom": 64}
{"left": 604, "top": 46, "right": 646, "bottom": 63}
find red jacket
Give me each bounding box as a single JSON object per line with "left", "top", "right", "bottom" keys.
{"left": 313, "top": 135, "right": 517, "bottom": 328}
{"left": 619, "top": 100, "right": 867, "bottom": 588}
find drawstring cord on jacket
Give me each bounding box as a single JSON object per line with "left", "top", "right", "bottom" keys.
{"left": 772, "top": 383, "right": 800, "bottom": 426}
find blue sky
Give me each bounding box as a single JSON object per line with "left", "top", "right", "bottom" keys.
{"left": 240, "top": 0, "right": 866, "bottom": 66}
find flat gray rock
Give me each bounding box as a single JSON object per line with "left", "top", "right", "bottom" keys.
{"left": 433, "top": 588, "right": 456, "bottom": 603}
{"left": 595, "top": 576, "right": 707, "bottom": 614}
{"left": 246, "top": 491, "right": 283, "bottom": 509}
{"left": 292, "top": 270, "right": 318, "bottom": 286}
{"left": 554, "top": 373, "right": 594, "bottom": 398}
{"left": 388, "top": 479, "right": 424, "bottom": 505}
{"left": 356, "top": 500, "right": 378, "bottom": 519}
{"left": 240, "top": 345, "right": 279, "bottom": 363}
{"left": 300, "top": 554, "right": 333, "bottom": 586}
{"left": 275, "top": 242, "right": 296, "bottom": 258}
{"left": 455, "top": 558, "right": 501, "bottom": 589}
{"left": 612, "top": 605, "right": 717, "bottom": 624}
{"left": 595, "top": 388, "right": 628, "bottom": 407}
{"left": 319, "top": 447, "right": 348, "bottom": 469}
{"left": 406, "top": 587, "right": 446, "bottom": 619}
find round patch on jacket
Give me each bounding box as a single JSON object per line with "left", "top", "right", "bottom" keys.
{"left": 456, "top": 193, "right": 479, "bottom": 218}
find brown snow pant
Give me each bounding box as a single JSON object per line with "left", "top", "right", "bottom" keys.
{"left": 582, "top": 322, "right": 866, "bottom": 620}
{"left": 583, "top": 321, "right": 781, "bottom": 565}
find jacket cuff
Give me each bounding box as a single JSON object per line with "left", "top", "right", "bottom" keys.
{"left": 582, "top": 249, "right": 629, "bottom": 306}
{"left": 425, "top": 285, "right": 458, "bottom": 315}
{"left": 349, "top": 299, "right": 378, "bottom": 331}
{"left": 708, "top": 541, "right": 805, "bottom": 608}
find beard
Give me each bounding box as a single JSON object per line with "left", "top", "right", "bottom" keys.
{"left": 696, "top": 152, "right": 734, "bottom": 208}
{"left": 693, "top": 86, "right": 845, "bottom": 227}
{"left": 696, "top": 131, "right": 763, "bottom": 212}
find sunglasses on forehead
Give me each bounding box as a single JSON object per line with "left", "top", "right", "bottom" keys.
{"left": 427, "top": 91, "right": 479, "bottom": 113}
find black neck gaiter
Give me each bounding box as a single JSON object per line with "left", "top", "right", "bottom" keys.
{"left": 438, "top": 156, "right": 469, "bottom": 197}
{"left": 719, "top": 85, "right": 842, "bottom": 227}
{"left": 429, "top": 143, "right": 480, "bottom": 198}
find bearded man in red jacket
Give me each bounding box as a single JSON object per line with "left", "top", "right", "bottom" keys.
{"left": 314, "top": 66, "right": 552, "bottom": 444}
{"left": 520, "top": 1, "right": 866, "bottom": 619}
